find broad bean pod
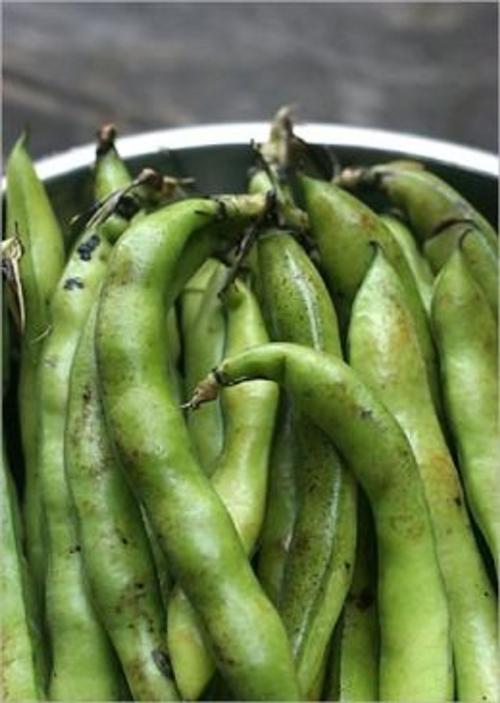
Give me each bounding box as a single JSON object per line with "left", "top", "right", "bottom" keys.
{"left": 6, "top": 134, "right": 65, "bottom": 596}
{"left": 96, "top": 194, "right": 301, "bottom": 700}
{"left": 337, "top": 160, "right": 497, "bottom": 251}
{"left": 38, "top": 215, "right": 129, "bottom": 700}
{"left": 66, "top": 303, "right": 179, "bottom": 700}
{"left": 192, "top": 343, "right": 451, "bottom": 701}
{"left": 432, "top": 246, "right": 499, "bottom": 569}
{"left": 348, "top": 247, "right": 498, "bottom": 701}
{"left": 168, "top": 276, "right": 278, "bottom": 700}
{"left": 298, "top": 175, "right": 442, "bottom": 415}
{"left": 256, "top": 229, "right": 357, "bottom": 695}
{"left": 424, "top": 225, "right": 498, "bottom": 318}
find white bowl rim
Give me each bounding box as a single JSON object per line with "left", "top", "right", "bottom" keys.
{"left": 30, "top": 122, "right": 499, "bottom": 182}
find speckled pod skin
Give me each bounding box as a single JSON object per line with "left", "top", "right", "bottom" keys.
{"left": 38, "top": 221, "right": 127, "bottom": 701}
{"left": 168, "top": 278, "right": 278, "bottom": 700}
{"left": 6, "top": 135, "right": 65, "bottom": 599}
{"left": 209, "top": 342, "right": 452, "bottom": 701}
{"left": 299, "top": 175, "right": 442, "bottom": 417}
{"left": 348, "top": 248, "right": 498, "bottom": 702}
{"left": 369, "top": 162, "right": 497, "bottom": 250}
{"left": 432, "top": 247, "right": 499, "bottom": 569}
{"left": 66, "top": 304, "right": 179, "bottom": 700}
{"left": 96, "top": 195, "right": 301, "bottom": 701}
{"left": 257, "top": 229, "right": 356, "bottom": 696}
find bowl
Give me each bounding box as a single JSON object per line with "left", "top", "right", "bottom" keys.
{"left": 29, "top": 123, "right": 498, "bottom": 233}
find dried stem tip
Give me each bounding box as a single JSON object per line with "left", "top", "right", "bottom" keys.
{"left": 96, "top": 123, "right": 118, "bottom": 155}
{"left": 184, "top": 373, "right": 221, "bottom": 412}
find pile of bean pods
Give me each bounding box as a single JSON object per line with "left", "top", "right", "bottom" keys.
{"left": 2, "top": 109, "right": 498, "bottom": 703}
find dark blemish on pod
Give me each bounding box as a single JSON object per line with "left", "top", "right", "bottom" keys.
{"left": 454, "top": 496, "right": 462, "bottom": 507}
{"left": 82, "top": 386, "right": 92, "bottom": 403}
{"left": 63, "top": 277, "right": 84, "bottom": 290}
{"left": 121, "top": 537, "right": 129, "bottom": 545}
{"left": 344, "top": 561, "right": 351, "bottom": 570}
{"left": 152, "top": 649, "right": 173, "bottom": 679}
{"left": 69, "top": 544, "right": 81, "bottom": 554}
{"left": 360, "top": 408, "right": 373, "bottom": 420}
{"left": 77, "top": 234, "right": 101, "bottom": 261}
{"left": 135, "top": 582, "right": 144, "bottom": 590}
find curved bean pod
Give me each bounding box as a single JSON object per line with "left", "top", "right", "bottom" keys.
{"left": 299, "top": 175, "right": 441, "bottom": 414}
{"left": 432, "top": 246, "right": 499, "bottom": 569}
{"left": 6, "top": 134, "right": 65, "bottom": 595}
{"left": 66, "top": 303, "right": 179, "bottom": 700}
{"left": 256, "top": 229, "right": 356, "bottom": 694}
{"left": 424, "top": 225, "right": 498, "bottom": 318}
{"left": 348, "top": 247, "right": 498, "bottom": 701}
{"left": 338, "top": 161, "right": 497, "bottom": 250}
{"left": 39, "top": 212, "right": 136, "bottom": 699}
{"left": 168, "top": 277, "right": 278, "bottom": 700}
{"left": 96, "top": 194, "right": 301, "bottom": 700}
{"left": 192, "top": 342, "right": 451, "bottom": 701}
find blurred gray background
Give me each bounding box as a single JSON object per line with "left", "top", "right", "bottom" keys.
{"left": 3, "top": 1, "right": 498, "bottom": 159}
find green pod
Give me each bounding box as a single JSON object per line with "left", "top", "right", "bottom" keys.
{"left": 324, "top": 495, "right": 379, "bottom": 702}
{"left": 179, "top": 258, "right": 220, "bottom": 342}
{"left": 257, "top": 394, "right": 298, "bottom": 605}
{"left": 94, "top": 124, "right": 139, "bottom": 242}
{"left": 38, "top": 223, "right": 127, "bottom": 701}
{"left": 432, "top": 247, "right": 499, "bottom": 568}
{"left": 380, "top": 213, "right": 434, "bottom": 315}
{"left": 256, "top": 229, "right": 356, "bottom": 694}
{"left": 299, "top": 175, "right": 441, "bottom": 415}
{"left": 367, "top": 162, "right": 497, "bottom": 250}
{"left": 168, "top": 277, "right": 278, "bottom": 700}
{"left": 96, "top": 195, "right": 301, "bottom": 701}
{"left": 6, "top": 134, "right": 65, "bottom": 597}
{"left": 424, "top": 225, "right": 498, "bottom": 318}
{"left": 348, "top": 248, "right": 498, "bottom": 701}
{"left": 1, "top": 444, "right": 45, "bottom": 701}
{"left": 94, "top": 124, "right": 132, "bottom": 202}
{"left": 66, "top": 303, "right": 178, "bottom": 701}
{"left": 199, "top": 343, "right": 452, "bottom": 702}
{"left": 184, "top": 261, "right": 226, "bottom": 474}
